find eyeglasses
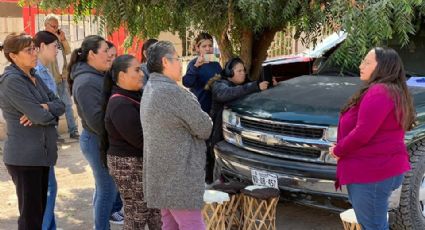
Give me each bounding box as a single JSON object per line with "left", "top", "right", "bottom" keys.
{"left": 22, "top": 46, "right": 39, "bottom": 55}
{"left": 167, "top": 56, "right": 183, "bottom": 62}
{"left": 50, "top": 42, "right": 59, "bottom": 49}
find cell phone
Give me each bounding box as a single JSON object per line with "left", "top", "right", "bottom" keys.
{"left": 57, "top": 29, "right": 61, "bottom": 35}
{"left": 261, "top": 64, "right": 273, "bottom": 89}
{"left": 203, "top": 54, "right": 219, "bottom": 62}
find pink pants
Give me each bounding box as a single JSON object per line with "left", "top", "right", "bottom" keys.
{"left": 161, "top": 209, "right": 205, "bottom": 230}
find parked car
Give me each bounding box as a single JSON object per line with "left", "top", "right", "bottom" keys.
{"left": 214, "top": 31, "right": 425, "bottom": 229}
{"left": 262, "top": 31, "right": 348, "bottom": 81}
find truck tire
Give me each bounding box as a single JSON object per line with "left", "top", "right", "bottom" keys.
{"left": 391, "top": 141, "right": 425, "bottom": 229}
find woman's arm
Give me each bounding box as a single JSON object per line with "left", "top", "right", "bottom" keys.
{"left": 175, "top": 88, "right": 212, "bottom": 140}
{"left": 37, "top": 76, "right": 65, "bottom": 117}
{"left": 4, "top": 76, "right": 59, "bottom": 125}
{"left": 182, "top": 59, "right": 200, "bottom": 88}
{"left": 74, "top": 80, "right": 105, "bottom": 135}
{"left": 212, "top": 80, "right": 260, "bottom": 103}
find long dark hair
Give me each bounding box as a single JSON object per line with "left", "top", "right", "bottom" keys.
{"left": 341, "top": 47, "right": 415, "bottom": 131}
{"left": 67, "top": 35, "right": 105, "bottom": 93}
{"left": 141, "top": 39, "right": 158, "bottom": 63}
{"left": 34, "top": 30, "right": 58, "bottom": 47}
{"left": 100, "top": 54, "right": 137, "bottom": 165}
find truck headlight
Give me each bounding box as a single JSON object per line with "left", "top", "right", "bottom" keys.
{"left": 324, "top": 126, "right": 337, "bottom": 142}
{"left": 222, "top": 109, "right": 239, "bottom": 126}
{"left": 223, "top": 128, "right": 242, "bottom": 145}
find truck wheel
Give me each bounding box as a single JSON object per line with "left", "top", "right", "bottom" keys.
{"left": 391, "top": 141, "right": 425, "bottom": 229}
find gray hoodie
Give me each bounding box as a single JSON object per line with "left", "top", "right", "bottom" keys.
{"left": 0, "top": 64, "right": 65, "bottom": 166}
{"left": 70, "top": 62, "right": 105, "bottom": 135}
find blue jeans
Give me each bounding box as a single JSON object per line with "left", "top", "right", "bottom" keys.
{"left": 42, "top": 167, "right": 57, "bottom": 230}
{"left": 80, "top": 129, "right": 120, "bottom": 230}
{"left": 57, "top": 80, "right": 78, "bottom": 135}
{"left": 347, "top": 174, "right": 404, "bottom": 230}
{"left": 112, "top": 194, "right": 123, "bottom": 213}
{"left": 93, "top": 189, "right": 123, "bottom": 214}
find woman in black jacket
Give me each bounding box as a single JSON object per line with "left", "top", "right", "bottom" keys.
{"left": 104, "top": 55, "right": 161, "bottom": 229}
{"left": 205, "top": 57, "right": 273, "bottom": 183}
{"left": 0, "top": 33, "right": 65, "bottom": 230}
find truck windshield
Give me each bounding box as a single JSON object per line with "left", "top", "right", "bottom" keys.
{"left": 316, "top": 32, "right": 425, "bottom": 78}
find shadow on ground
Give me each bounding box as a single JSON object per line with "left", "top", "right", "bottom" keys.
{"left": 0, "top": 188, "right": 94, "bottom": 230}
{"left": 0, "top": 141, "right": 343, "bottom": 230}
{"left": 56, "top": 141, "right": 89, "bottom": 175}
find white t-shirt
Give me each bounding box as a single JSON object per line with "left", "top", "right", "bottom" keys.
{"left": 56, "top": 47, "right": 64, "bottom": 75}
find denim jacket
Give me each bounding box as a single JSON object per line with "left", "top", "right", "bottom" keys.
{"left": 35, "top": 61, "right": 57, "bottom": 94}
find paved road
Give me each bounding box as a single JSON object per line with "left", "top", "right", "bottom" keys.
{"left": 0, "top": 140, "right": 343, "bottom": 230}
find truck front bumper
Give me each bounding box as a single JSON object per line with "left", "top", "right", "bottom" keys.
{"left": 214, "top": 141, "right": 350, "bottom": 211}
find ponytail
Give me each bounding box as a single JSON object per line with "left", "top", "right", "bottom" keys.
{"left": 67, "top": 48, "right": 83, "bottom": 94}
{"left": 67, "top": 35, "right": 106, "bottom": 94}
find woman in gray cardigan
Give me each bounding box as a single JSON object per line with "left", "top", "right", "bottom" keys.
{"left": 140, "top": 41, "right": 212, "bottom": 229}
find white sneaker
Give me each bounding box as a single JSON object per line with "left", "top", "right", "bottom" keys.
{"left": 109, "top": 211, "right": 124, "bottom": 225}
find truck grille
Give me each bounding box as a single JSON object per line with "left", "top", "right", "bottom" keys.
{"left": 240, "top": 117, "right": 324, "bottom": 139}
{"left": 242, "top": 138, "right": 321, "bottom": 159}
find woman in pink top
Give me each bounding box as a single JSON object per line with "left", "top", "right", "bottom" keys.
{"left": 329, "top": 47, "right": 416, "bottom": 230}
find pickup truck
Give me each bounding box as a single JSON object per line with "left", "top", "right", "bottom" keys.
{"left": 214, "top": 31, "right": 425, "bottom": 229}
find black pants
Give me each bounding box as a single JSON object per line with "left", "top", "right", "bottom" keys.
{"left": 5, "top": 164, "right": 50, "bottom": 230}
{"left": 205, "top": 140, "right": 215, "bottom": 184}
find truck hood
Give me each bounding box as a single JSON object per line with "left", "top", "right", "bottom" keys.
{"left": 230, "top": 75, "right": 425, "bottom": 127}
{"left": 229, "top": 75, "right": 361, "bottom": 126}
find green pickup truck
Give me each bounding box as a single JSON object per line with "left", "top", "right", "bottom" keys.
{"left": 214, "top": 32, "right": 425, "bottom": 229}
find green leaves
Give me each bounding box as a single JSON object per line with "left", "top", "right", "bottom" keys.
{"left": 36, "top": 0, "right": 425, "bottom": 72}
{"left": 328, "top": 0, "right": 423, "bottom": 71}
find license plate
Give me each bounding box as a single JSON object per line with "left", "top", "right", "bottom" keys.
{"left": 251, "top": 169, "right": 279, "bottom": 189}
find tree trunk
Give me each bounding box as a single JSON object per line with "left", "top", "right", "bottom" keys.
{"left": 249, "top": 28, "right": 279, "bottom": 80}
{"left": 216, "top": 30, "right": 233, "bottom": 66}
{"left": 239, "top": 28, "right": 253, "bottom": 72}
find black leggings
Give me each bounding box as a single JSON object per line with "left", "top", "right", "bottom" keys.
{"left": 205, "top": 141, "right": 215, "bottom": 184}
{"left": 5, "top": 164, "right": 50, "bottom": 230}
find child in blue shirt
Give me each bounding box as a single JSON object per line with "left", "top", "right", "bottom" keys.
{"left": 183, "top": 32, "right": 222, "bottom": 113}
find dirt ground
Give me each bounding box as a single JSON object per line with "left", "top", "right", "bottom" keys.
{"left": 0, "top": 139, "right": 343, "bottom": 230}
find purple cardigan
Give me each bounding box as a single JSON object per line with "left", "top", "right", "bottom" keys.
{"left": 334, "top": 83, "right": 410, "bottom": 189}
